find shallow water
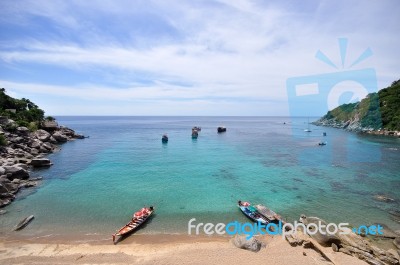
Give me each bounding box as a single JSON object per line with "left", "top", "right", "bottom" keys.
{"left": 1, "top": 116, "right": 399, "bottom": 239}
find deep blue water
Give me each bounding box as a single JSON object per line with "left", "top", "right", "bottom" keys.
{"left": 1, "top": 116, "right": 399, "bottom": 239}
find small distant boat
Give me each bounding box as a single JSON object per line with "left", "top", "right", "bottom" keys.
{"left": 112, "top": 206, "right": 154, "bottom": 244}
{"left": 304, "top": 118, "right": 311, "bottom": 132}
{"left": 217, "top": 126, "right": 226, "bottom": 133}
{"left": 192, "top": 126, "right": 201, "bottom": 131}
{"left": 162, "top": 134, "right": 168, "bottom": 143}
{"left": 237, "top": 201, "right": 269, "bottom": 225}
{"left": 192, "top": 129, "right": 199, "bottom": 139}
{"left": 323, "top": 132, "right": 327, "bottom": 136}
{"left": 318, "top": 141, "right": 327, "bottom": 146}
{"left": 14, "top": 215, "right": 34, "bottom": 231}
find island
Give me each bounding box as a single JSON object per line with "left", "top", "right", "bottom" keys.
{"left": 313, "top": 79, "right": 400, "bottom": 136}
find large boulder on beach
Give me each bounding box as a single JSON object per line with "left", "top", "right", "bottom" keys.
{"left": 3, "top": 166, "right": 29, "bottom": 180}
{"left": 231, "top": 235, "right": 265, "bottom": 252}
{"left": 35, "top": 129, "right": 51, "bottom": 142}
{"left": 30, "top": 158, "right": 52, "bottom": 167}
{"left": 299, "top": 215, "right": 341, "bottom": 246}
{"left": 52, "top": 131, "right": 68, "bottom": 142}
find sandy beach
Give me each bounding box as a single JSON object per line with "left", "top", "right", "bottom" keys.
{"left": 0, "top": 234, "right": 368, "bottom": 265}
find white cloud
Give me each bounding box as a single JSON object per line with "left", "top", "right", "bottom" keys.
{"left": 0, "top": 0, "right": 399, "bottom": 115}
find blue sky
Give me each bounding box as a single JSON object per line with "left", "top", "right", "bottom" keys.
{"left": 0, "top": 0, "right": 399, "bottom": 116}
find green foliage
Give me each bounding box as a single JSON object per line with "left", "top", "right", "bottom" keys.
{"left": 0, "top": 88, "right": 46, "bottom": 130}
{"left": 0, "top": 134, "right": 7, "bottom": 146}
{"left": 45, "top": 116, "right": 56, "bottom": 121}
{"left": 321, "top": 79, "right": 400, "bottom": 130}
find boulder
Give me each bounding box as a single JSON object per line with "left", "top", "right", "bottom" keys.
{"left": 48, "top": 136, "right": 57, "bottom": 144}
{"left": 299, "top": 215, "right": 341, "bottom": 246}
{"left": 42, "top": 142, "right": 52, "bottom": 151}
{"left": 16, "top": 126, "right": 29, "bottom": 135}
{"left": 0, "top": 167, "right": 5, "bottom": 175}
{"left": 30, "top": 148, "right": 39, "bottom": 156}
{"left": 373, "top": 194, "right": 395, "bottom": 203}
{"left": 0, "top": 198, "right": 11, "bottom": 207}
{"left": 30, "top": 158, "right": 52, "bottom": 167}
{"left": 14, "top": 163, "right": 28, "bottom": 170}
{"left": 35, "top": 129, "right": 51, "bottom": 142}
{"left": 231, "top": 234, "right": 265, "bottom": 252}
{"left": 29, "top": 139, "right": 42, "bottom": 149}
{"left": 52, "top": 131, "right": 68, "bottom": 142}
{"left": 3, "top": 166, "right": 29, "bottom": 180}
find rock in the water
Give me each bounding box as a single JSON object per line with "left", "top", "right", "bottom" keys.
{"left": 231, "top": 235, "right": 265, "bottom": 252}
{"left": 3, "top": 166, "right": 29, "bottom": 180}
{"left": 373, "top": 194, "right": 395, "bottom": 203}
{"left": 52, "top": 131, "right": 68, "bottom": 142}
{"left": 35, "top": 129, "right": 51, "bottom": 142}
{"left": 30, "top": 158, "right": 52, "bottom": 167}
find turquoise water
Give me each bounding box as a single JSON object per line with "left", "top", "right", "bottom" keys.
{"left": 1, "top": 116, "right": 399, "bottom": 238}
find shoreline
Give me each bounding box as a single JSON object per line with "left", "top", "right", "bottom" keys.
{"left": 0, "top": 233, "right": 370, "bottom": 265}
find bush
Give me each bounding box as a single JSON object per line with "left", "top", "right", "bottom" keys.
{"left": 0, "top": 135, "right": 7, "bottom": 146}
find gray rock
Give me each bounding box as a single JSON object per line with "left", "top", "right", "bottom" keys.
{"left": 0, "top": 198, "right": 11, "bottom": 207}
{"left": 0, "top": 167, "right": 5, "bottom": 175}
{"left": 14, "top": 163, "right": 28, "bottom": 170}
{"left": 35, "top": 129, "right": 51, "bottom": 142}
{"left": 373, "top": 194, "right": 396, "bottom": 203}
{"left": 30, "top": 148, "right": 39, "bottom": 155}
{"left": 52, "top": 131, "right": 68, "bottom": 142}
{"left": 231, "top": 234, "right": 265, "bottom": 252}
{"left": 29, "top": 139, "right": 42, "bottom": 149}
{"left": 30, "top": 158, "right": 52, "bottom": 167}
{"left": 42, "top": 142, "right": 52, "bottom": 151}
{"left": 16, "top": 126, "right": 29, "bottom": 135}
{"left": 48, "top": 136, "right": 57, "bottom": 144}
{"left": 3, "top": 166, "right": 29, "bottom": 180}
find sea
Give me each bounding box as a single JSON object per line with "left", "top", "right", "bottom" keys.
{"left": 1, "top": 116, "right": 399, "bottom": 240}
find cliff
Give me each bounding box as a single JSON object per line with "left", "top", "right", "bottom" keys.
{"left": 313, "top": 79, "right": 400, "bottom": 135}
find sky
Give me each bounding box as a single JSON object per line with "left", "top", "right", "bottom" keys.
{"left": 0, "top": 0, "right": 399, "bottom": 116}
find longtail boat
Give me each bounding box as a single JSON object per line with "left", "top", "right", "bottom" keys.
{"left": 112, "top": 206, "right": 154, "bottom": 244}
{"left": 237, "top": 201, "right": 269, "bottom": 225}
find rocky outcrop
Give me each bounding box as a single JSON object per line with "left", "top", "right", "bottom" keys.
{"left": 298, "top": 215, "right": 400, "bottom": 265}
{"left": 0, "top": 121, "right": 85, "bottom": 209}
